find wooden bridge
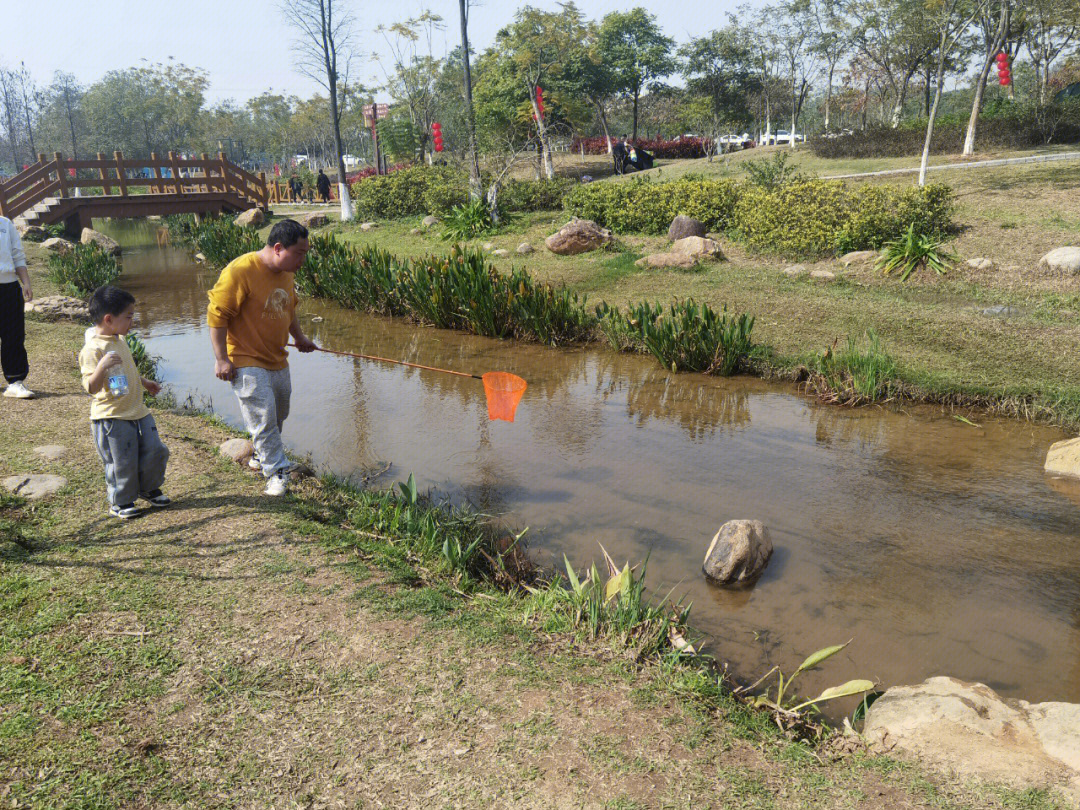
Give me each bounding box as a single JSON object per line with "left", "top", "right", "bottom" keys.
{"left": 0, "top": 151, "right": 269, "bottom": 237}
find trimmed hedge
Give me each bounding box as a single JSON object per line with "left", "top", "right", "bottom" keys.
{"left": 571, "top": 136, "right": 711, "bottom": 159}
{"left": 564, "top": 177, "right": 954, "bottom": 258}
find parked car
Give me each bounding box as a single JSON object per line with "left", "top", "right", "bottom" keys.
{"left": 761, "top": 130, "right": 806, "bottom": 146}
{"left": 717, "top": 132, "right": 753, "bottom": 150}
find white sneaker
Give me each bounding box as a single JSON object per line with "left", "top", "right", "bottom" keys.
{"left": 3, "top": 381, "right": 34, "bottom": 399}
{"left": 264, "top": 472, "right": 289, "bottom": 496}
{"left": 248, "top": 453, "right": 262, "bottom": 470}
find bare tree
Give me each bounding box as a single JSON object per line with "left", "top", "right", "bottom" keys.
{"left": 0, "top": 67, "right": 22, "bottom": 169}
{"left": 16, "top": 63, "right": 37, "bottom": 159}
{"left": 1023, "top": 0, "right": 1080, "bottom": 105}
{"left": 282, "top": 0, "right": 356, "bottom": 220}
{"left": 777, "top": 0, "right": 820, "bottom": 148}
{"left": 811, "top": 0, "right": 851, "bottom": 131}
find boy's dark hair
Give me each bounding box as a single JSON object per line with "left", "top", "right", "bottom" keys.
{"left": 88, "top": 285, "right": 135, "bottom": 323}
{"left": 267, "top": 218, "right": 308, "bottom": 248}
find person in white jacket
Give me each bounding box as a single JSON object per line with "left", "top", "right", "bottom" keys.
{"left": 0, "top": 216, "right": 33, "bottom": 398}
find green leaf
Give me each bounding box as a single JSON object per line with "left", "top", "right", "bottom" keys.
{"left": 793, "top": 642, "right": 849, "bottom": 676}
{"left": 564, "top": 555, "right": 582, "bottom": 596}
{"left": 604, "top": 563, "right": 631, "bottom": 603}
{"left": 791, "top": 679, "right": 876, "bottom": 711}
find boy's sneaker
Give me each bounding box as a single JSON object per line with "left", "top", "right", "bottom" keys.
{"left": 3, "top": 381, "right": 34, "bottom": 399}
{"left": 264, "top": 471, "right": 289, "bottom": 497}
{"left": 247, "top": 453, "right": 262, "bottom": 471}
{"left": 109, "top": 503, "right": 142, "bottom": 520}
{"left": 140, "top": 489, "right": 171, "bottom": 507}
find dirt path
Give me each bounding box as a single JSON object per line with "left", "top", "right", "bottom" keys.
{"left": 0, "top": 316, "right": 1062, "bottom": 809}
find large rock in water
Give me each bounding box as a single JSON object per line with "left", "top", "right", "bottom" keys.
{"left": 235, "top": 208, "right": 265, "bottom": 229}
{"left": 1039, "top": 247, "right": 1080, "bottom": 276}
{"left": 671, "top": 236, "right": 724, "bottom": 260}
{"left": 545, "top": 218, "right": 613, "bottom": 255}
{"left": 702, "top": 520, "right": 773, "bottom": 585}
{"left": 1046, "top": 437, "right": 1080, "bottom": 479}
{"left": 668, "top": 215, "right": 707, "bottom": 241}
{"left": 80, "top": 227, "right": 121, "bottom": 255}
{"left": 863, "top": 677, "right": 1080, "bottom": 798}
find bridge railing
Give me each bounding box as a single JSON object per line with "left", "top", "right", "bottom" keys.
{"left": 0, "top": 151, "right": 269, "bottom": 221}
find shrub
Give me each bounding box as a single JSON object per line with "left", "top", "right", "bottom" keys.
{"left": 740, "top": 151, "right": 804, "bottom": 190}
{"left": 571, "top": 136, "right": 711, "bottom": 159}
{"left": 46, "top": 242, "right": 120, "bottom": 297}
{"left": 441, "top": 199, "right": 498, "bottom": 240}
{"left": 563, "top": 177, "right": 741, "bottom": 234}
{"left": 498, "top": 177, "right": 576, "bottom": 212}
{"left": 734, "top": 179, "right": 850, "bottom": 256}
{"left": 349, "top": 166, "right": 467, "bottom": 219}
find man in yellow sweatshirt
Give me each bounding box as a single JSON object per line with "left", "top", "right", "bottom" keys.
{"left": 206, "top": 219, "right": 316, "bottom": 496}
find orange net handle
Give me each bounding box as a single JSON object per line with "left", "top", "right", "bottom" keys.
{"left": 482, "top": 372, "right": 527, "bottom": 422}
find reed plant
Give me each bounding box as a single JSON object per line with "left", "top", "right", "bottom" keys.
{"left": 45, "top": 242, "right": 121, "bottom": 298}
{"left": 165, "top": 214, "right": 262, "bottom": 266}
{"left": 596, "top": 299, "right": 755, "bottom": 376}
{"left": 806, "top": 330, "right": 897, "bottom": 405}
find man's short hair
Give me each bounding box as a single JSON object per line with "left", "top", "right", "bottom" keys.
{"left": 267, "top": 219, "right": 309, "bottom": 249}
{"left": 88, "top": 285, "right": 136, "bottom": 324}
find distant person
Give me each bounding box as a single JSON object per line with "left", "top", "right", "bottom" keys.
{"left": 206, "top": 219, "right": 317, "bottom": 497}
{"left": 79, "top": 285, "right": 171, "bottom": 519}
{"left": 316, "top": 169, "right": 331, "bottom": 204}
{"left": 0, "top": 215, "right": 33, "bottom": 399}
{"left": 289, "top": 176, "right": 302, "bottom": 201}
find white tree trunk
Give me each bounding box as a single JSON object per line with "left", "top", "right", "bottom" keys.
{"left": 338, "top": 183, "right": 354, "bottom": 221}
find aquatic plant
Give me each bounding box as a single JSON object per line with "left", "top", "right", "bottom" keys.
{"left": 596, "top": 299, "right": 755, "bottom": 376}
{"left": 124, "top": 333, "right": 158, "bottom": 381}
{"left": 807, "top": 330, "right": 897, "bottom": 405}
{"left": 45, "top": 242, "right": 120, "bottom": 297}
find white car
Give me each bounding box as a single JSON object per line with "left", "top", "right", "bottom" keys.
{"left": 762, "top": 130, "right": 805, "bottom": 146}
{"left": 717, "top": 132, "right": 753, "bottom": 150}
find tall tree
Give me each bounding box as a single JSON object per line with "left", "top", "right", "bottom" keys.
{"left": 597, "top": 8, "right": 674, "bottom": 140}
{"left": 377, "top": 11, "right": 444, "bottom": 163}
{"left": 50, "top": 72, "right": 85, "bottom": 159}
{"left": 282, "top": 0, "right": 356, "bottom": 220}
{"left": 679, "top": 27, "right": 758, "bottom": 146}
{"left": 16, "top": 63, "right": 37, "bottom": 159}
{"left": 919, "top": 0, "right": 985, "bottom": 185}
{"left": 1022, "top": 0, "right": 1080, "bottom": 104}
{"left": 0, "top": 67, "right": 23, "bottom": 169}
{"left": 810, "top": 0, "right": 851, "bottom": 131}
{"left": 777, "top": 0, "right": 820, "bottom": 147}
{"left": 458, "top": 0, "right": 482, "bottom": 200}
{"left": 963, "top": 0, "right": 1010, "bottom": 155}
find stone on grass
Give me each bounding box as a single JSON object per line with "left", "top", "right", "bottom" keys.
{"left": 702, "top": 520, "right": 773, "bottom": 585}
{"left": 863, "top": 677, "right": 1080, "bottom": 796}
{"left": 194, "top": 253, "right": 206, "bottom": 263}
{"left": 25, "top": 295, "right": 89, "bottom": 320}
{"left": 234, "top": 208, "right": 265, "bottom": 229}
{"left": 810, "top": 269, "right": 837, "bottom": 281}
{"left": 288, "top": 463, "right": 315, "bottom": 482}
{"left": 410, "top": 227, "right": 423, "bottom": 235}
{"left": 966, "top": 257, "right": 994, "bottom": 271}
{"left": 545, "top": 218, "right": 613, "bottom": 256}
{"left": 782, "top": 264, "right": 808, "bottom": 277}
{"left": 219, "top": 438, "right": 254, "bottom": 464}
{"left": 3, "top": 474, "right": 67, "bottom": 501}
{"left": 516, "top": 243, "right": 534, "bottom": 255}
{"left": 839, "top": 250, "right": 876, "bottom": 267}
{"left": 422, "top": 215, "right": 439, "bottom": 228}
{"left": 636, "top": 252, "right": 698, "bottom": 270}
{"left": 482, "top": 242, "right": 495, "bottom": 251}
{"left": 1039, "top": 247, "right": 1080, "bottom": 276}
{"left": 1046, "top": 437, "right": 1080, "bottom": 479}
{"left": 15, "top": 222, "right": 44, "bottom": 239}
{"left": 671, "top": 236, "right": 724, "bottom": 260}
{"left": 41, "top": 237, "right": 76, "bottom": 255}
{"left": 299, "top": 212, "right": 328, "bottom": 229}
{"left": 491, "top": 249, "right": 509, "bottom": 257}
{"left": 668, "top": 215, "right": 707, "bottom": 241}
{"left": 81, "top": 227, "right": 121, "bottom": 255}
{"left": 360, "top": 222, "right": 377, "bottom": 232}
{"left": 33, "top": 445, "right": 68, "bottom": 462}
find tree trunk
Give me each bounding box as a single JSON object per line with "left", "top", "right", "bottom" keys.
{"left": 318, "top": 0, "right": 353, "bottom": 220}
{"left": 963, "top": 4, "right": 1008, "bottom": 157}
{"left": 824, "top": 64, "right": 835, "bottom": 131}
{"left": 920, "top": 8, "right": 957, "bottom": 186}
{"left": 530, "top": 90, "right": 554, "bottom": 179}
{"left": 459, "top": 0, "right": 482, "bottom": 201}
{"left": 632, "top": 84, "right": 640, "bottom": 141}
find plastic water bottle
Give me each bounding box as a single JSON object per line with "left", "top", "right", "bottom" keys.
{"left": 106, "top": 352, "right": 128, "bottom": 397}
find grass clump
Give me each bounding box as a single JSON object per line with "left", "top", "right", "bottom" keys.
{"left": 876, "top": 222, "right": 958, "bottom": 282}
{"left": 806, "top": 330, "right": 898, "bottom": 405}
{"left": 441, "top": 199, "right": 498, "bottom": 240}
{"left": 596, "top": 299, "right": 755, "bottom": 376}
{"left": 45, "top": 242, "right": 120, "bottom": 297}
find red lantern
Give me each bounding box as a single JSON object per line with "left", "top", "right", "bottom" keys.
{"left": 536, "top": 86, "right": 544, "bottom": 116}
{"left": 996, "top": 53, "right": 1011, "bottom": 86}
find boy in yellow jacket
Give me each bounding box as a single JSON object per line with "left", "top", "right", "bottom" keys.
{"left": 206, "top": 219, "right": 316, "bottom": 496}
{"left": 79, "top": 286, "right": 170, "bottom": 519}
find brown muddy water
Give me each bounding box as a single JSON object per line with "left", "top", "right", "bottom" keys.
{"left": 108, "top": 221, "right": 1080, "bottom": 711}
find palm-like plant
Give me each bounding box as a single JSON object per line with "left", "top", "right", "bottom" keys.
{"left": 875, "top": 223, "right": 957, "bottom": 282}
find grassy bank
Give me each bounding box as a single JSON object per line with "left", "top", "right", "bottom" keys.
{"left": 1, "top": 260, "right": 1067, "bottom": 808}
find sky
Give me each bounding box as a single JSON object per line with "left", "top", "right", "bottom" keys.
{"left": 9, "top": 0, "right": 769, "bottom": 104}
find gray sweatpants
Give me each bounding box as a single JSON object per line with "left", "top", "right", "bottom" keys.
{"left": 231, "top": 366, "right": 292, "bottom": 477}
{"left": 91, "top": 414, "right": 170, "bottom": 506}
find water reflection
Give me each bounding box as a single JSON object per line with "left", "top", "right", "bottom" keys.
{"left": 103, "top": 220, "right": 1080, "bottom": 710}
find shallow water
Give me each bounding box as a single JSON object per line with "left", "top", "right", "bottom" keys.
{"left": 109, "top": 220, "right": 1080, "bottom": 709}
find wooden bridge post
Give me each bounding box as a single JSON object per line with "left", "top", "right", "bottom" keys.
{"left": 97, "top": 152, "right": 112, "bottom": 195}
{"left": 151, "top": 152, "right": 163, "bottom": 194}
{"left": 54, "top": 153, "right": 67, "bottom": 198}
{"left": 200, "top": 153, "right": 210, "bottom": 194}
{"left": 114, "top": 151, "right": 128, "bottom": 197}
{"left": 258, "top": 172, "right": 269, "bottom": 209}
{"left": 168, "top": 151, "right": 184, "bottom": 197}
{"left": 0, "top": 177, "right": 6, "bottom": 218}
{"left": 218, "top": 151, "right": 230, "bottom": 196}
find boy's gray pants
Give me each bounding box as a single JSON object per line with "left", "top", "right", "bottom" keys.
{"left": 91, "top": 414, "right": 170, "bottom": 506}
{"left": 231, "top": 366, "right": 292, "bottom": 477}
